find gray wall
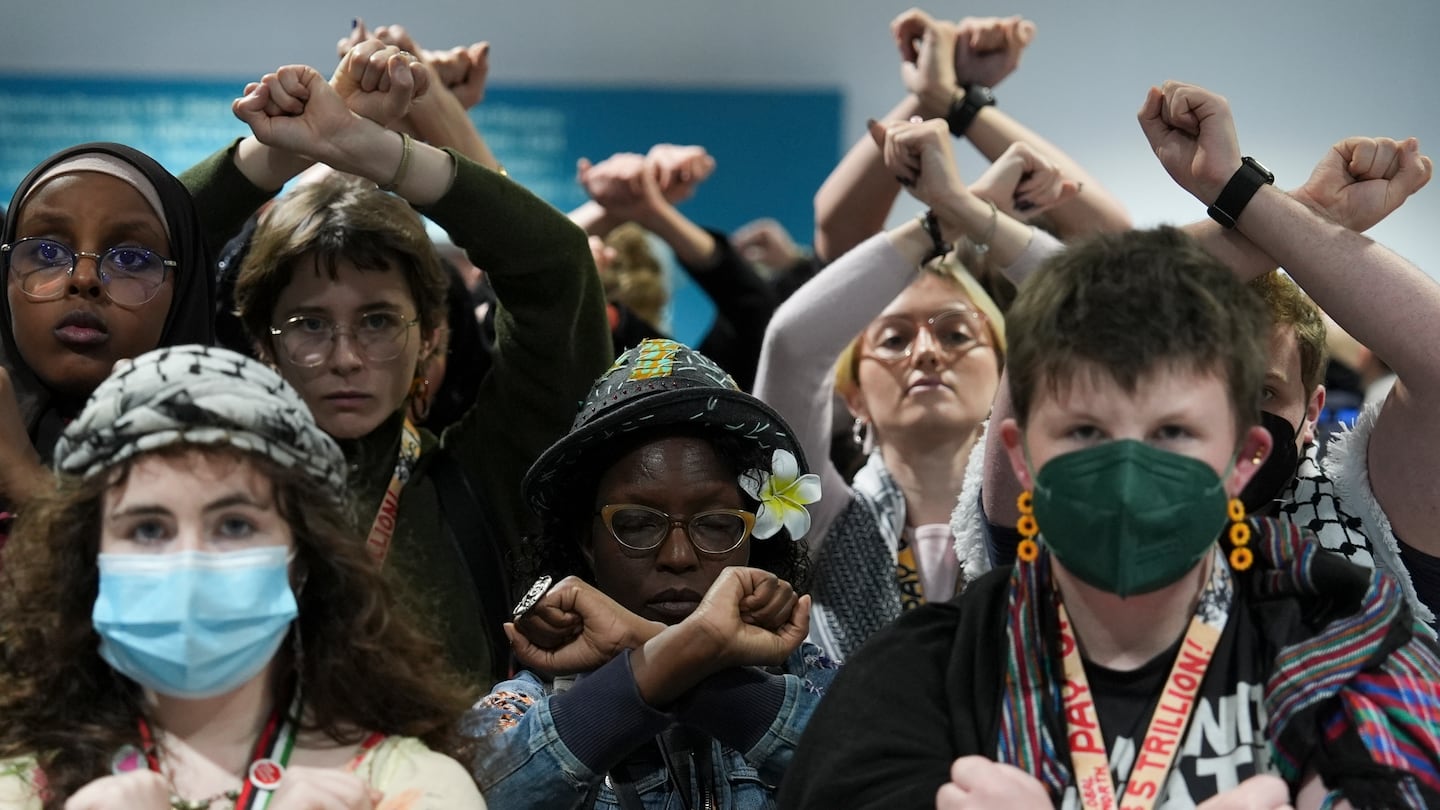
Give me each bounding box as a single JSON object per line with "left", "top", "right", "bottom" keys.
{"left": 3, "top": 0, "right": 1437, "bottom": 276}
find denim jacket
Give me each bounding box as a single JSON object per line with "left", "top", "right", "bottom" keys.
{"left": 463, "top": 644, "right": 839, "bottom": 809}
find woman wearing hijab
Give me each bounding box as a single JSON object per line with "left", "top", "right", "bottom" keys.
{"left": 0, "top": 143, "right": 215, "bottom": 522}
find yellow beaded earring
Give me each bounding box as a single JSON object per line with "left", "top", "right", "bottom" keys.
{"left": 1016, "top": 490, "right": 1039, "bottom": 563}
{"left": 1227, "top": 497, "right": 1253, "bottom": 571}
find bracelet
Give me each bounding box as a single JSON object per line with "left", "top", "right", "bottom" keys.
{"left": 968, "top": 199, "right": 998, "bottom": 257}
{"left": 918, "top": 209, "right": 953, "bottom": 263}
{"left": 380, "top": 131, "right": 414, "bottom": 193}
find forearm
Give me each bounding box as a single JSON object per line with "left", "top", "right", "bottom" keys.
{"left": 548, "top": 653, "right": 675, "bottom": 769}
{"left": 684, "top": 230, "right": 777, "bottom": 364}
{"left": 629, "top": 622, "right": 726, "bottom": 707}
{"left": 567, "top": 200, "right": 625, "bottom": 238}
{"left": 926, "top": 187, "right": 1036, "bottom": 270}
{"left": 754, "top": 234, "right": 919, "bottom": 540}
{"left": 232, "top": 136, "right": 314, "bottom": 192}
{"left": 427, "top": 154, "right": 610, "bottom": 549}
{"left": 1237, "top": 186, "right": 1440, "bottom": 394}
{"left": 814, "top": 95, "right": 922, "bottom": 262}
{"left": 179, "top": 139, "right": 287, "bottom": 255}
{"left": 965, "top": 106, "right": 1131, "bottom": 236}
{"left": 638, "top": 205, "right": 719, "bottom": 269}
{"left": 677, "top": 667, "right": 787, "bottom": 752}
{"left": 407, "top": 91, "right": 501, "bottom": 171}
{"left": 1182, "top": 218, "right": 1278, "bottom": 282}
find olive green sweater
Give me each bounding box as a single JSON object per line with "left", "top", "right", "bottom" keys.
{"left": 182, "top": 143, "right": 612, "bottom": 686}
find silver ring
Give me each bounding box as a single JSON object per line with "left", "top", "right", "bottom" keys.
{"left": 511, "top": 575, "right": 553, "bottom": 622}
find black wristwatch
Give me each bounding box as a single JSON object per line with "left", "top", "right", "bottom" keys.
{"left": 1206, "top": 156, "right": 1274, "bottom": 229}
{"left": 945, "top": 84, "right": 996, "bottom": 138}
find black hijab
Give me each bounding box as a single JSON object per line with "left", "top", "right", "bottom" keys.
{"left": 0, "top": 142, "right": 215, "bottom": 460}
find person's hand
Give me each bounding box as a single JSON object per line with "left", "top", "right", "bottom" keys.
{"left": 1194, "top": 774, "right": 1294, "bottom": 810}
{"left": 508, "top": 576, "right": 664, "bottom": 675}
{"left": 869, "top": 117, "right": 967, "bottom": 210}
{"left": 682, "top": 567, "right": 809, "bottom": 669}
{"left": 935, "top": 756, "right": 1051, "bottom": 810}
{"left": 1292, "top": 136, "right": 1433, "bottom": 232}
{"left": 233, "top": 65, "right": 368, "bottom": 166}
{"left": 267, "top": 766, "right": 382, "bottom": 810}
{"left": 343, "top": 20, "right": 492, "bottom": 110}
{"left": 576, "top": 152, "right": 672, "bottom": 226}
{"left": 0, "top": 367, "right": 45, "bottom": 507}
{"left": 1137, "top": 81, "right": 1242, "bottom": 204}
{"left": 733, "top": 218, "right": 803, "bottom": 269}
{"left": 64, "top": 770, "right": 171, "bottom": 810}
{"left": 952, "top": 15, "right": 1037, "bottom": 88}
{"left": 645, "top": 144, "right": 716, "bottom": 205}
{"left": 969, "top": 141, "right": 1081, "bottom": 221}
{"left": 331, "top": 39, "right": 428, "bottom": 128}
{"left": 891, "top": 10, "right": 959, "bottom": 116}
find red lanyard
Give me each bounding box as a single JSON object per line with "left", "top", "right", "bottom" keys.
{"left": 129, "top": 688, "right": 300, "bottom": 810}
{"left": 365, "top": 419, "right": 422, "bottom": 566}
{"left": 1058, "top": 548, "right": 1232, "bottom": 810}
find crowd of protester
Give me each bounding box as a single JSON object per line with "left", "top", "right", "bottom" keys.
{"left": 0, "top": 8, "right": 1438, "bottom": 810}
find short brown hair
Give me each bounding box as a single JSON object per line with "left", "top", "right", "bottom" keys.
{"left": 1248, "top": 270, "right": 1327, "bottom": 395}
{"left": 1005, "top": 227, "right": 1270, "bottom": 432}
{"left": 235, "top": 173, "right": 448, "bottom": 353}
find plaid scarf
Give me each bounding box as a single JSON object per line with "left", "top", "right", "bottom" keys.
{"left": 996, "top": 516, "right": 1440, "bottom": 807}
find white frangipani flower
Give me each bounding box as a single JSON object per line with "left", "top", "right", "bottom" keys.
{"left": 739, "top": 449, "right": 821, "bottom": 540}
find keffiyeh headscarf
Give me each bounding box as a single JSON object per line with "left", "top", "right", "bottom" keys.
{"left": 54, "top": 345, "right": 346, "bottom": 501}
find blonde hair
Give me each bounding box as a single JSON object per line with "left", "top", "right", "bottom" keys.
{"left": 834, "top": 256, "right": 1006, "bottom": 398}
{"left": 602, "top": 223, "right": 668, "bottom": 327}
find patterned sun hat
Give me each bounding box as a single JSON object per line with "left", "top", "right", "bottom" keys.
{"left": 523, "top": 338, "right": 805, "bottom": 517}
{"left": 53, "top": 345, "right": 347, "bottom": 501}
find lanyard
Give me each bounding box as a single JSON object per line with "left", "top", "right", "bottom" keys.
{"left": 1057, "top": 548, "right": 1232, "bottom": 810}
{"left": 895, "top": 533, "right": 964, "bottom": 610}
{"left": 131, "top": 687, "right": 302, "bottom": 810}
{"left": 364, "top": 419, "right": 422, "bottom": 566}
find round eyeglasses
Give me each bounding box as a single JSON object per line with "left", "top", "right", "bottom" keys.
{"left": 269, "top": 311, "right": 420, "bottom": 368}
{"left": 2, "top": 237, "right": 175, "bottom": 307}
{"left": 861, "top": 307, "right": 991, "bottom": 364}
{"left": 597, "top": 504, "right": 757, "bottom": 555}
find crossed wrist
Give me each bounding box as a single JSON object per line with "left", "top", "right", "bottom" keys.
{"left": 933, "top": 191, "right": 994, "bottom": 242}
{"left": 916, "top": 85, "right": 957, "bottom": 119}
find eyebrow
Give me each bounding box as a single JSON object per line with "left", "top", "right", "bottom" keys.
{"left": 16, "top": 210, "right": 169, "bottom": 250}
{"left": 109, "top": 493, "right": 271, "bottom": 518}
{"left": 283, "top": 302, "right": 405, "bottom": 317}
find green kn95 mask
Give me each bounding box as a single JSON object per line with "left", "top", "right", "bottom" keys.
{"left": 1032, "top": 439, "right": 1229, "bottom": 597}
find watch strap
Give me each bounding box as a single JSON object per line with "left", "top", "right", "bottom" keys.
{"left": 945, "top": 85, "right": 996, "bottom": 138}
{"left": 1206, "top": 156, "right": 1274, "bottom": 229}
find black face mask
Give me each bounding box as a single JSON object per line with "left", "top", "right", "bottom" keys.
{"left": 1240, "top": 411, "right": 1300, "bottom": 514}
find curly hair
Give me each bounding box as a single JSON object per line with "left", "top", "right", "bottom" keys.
{"left": 512, "top": 426, "right": 811, "bottom": 600}
{"left": 0, "top": 445, "right": 475, "bottom": 808}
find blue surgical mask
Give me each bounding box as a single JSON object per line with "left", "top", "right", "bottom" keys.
{"left": 92, "top": 546, "right": 299, "bottom": 699}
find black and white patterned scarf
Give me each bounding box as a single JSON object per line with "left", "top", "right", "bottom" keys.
{"left": 54, "top": 345, "right": 347, "bottom": 501}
